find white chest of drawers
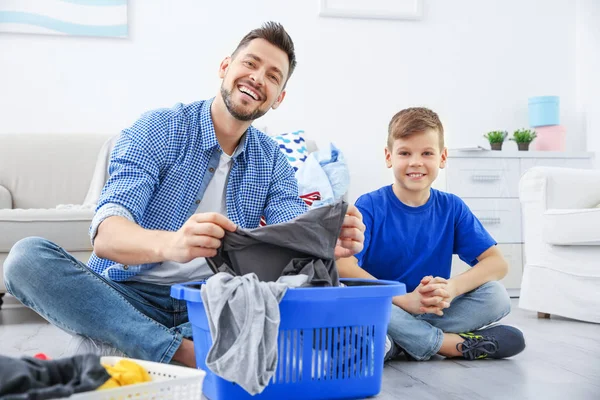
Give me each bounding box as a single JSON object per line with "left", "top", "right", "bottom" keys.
{"left": 445, "top": 150, "right": 594, "bottom": 296}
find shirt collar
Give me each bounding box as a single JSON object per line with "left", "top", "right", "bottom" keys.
{"left": 200, "top": 97, "right": 250, "bottom": 162}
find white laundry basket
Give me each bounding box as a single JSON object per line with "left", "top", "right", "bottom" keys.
{"left": 68, "top": 356, "right": 205, "bottom": 400}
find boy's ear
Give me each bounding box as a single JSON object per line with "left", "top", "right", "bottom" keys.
{"left": 439, "top": 147, "right": 448, "bottom": 169}
{"left": 384, "top": 147, "right": 393, "bottom": 168}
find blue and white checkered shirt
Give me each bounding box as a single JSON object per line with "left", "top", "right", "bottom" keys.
{"left": 87, "top": 98, "right": 308, "bottom": 281}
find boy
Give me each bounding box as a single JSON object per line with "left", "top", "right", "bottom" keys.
{"left": 337, "top": 107, "right": 525, "bottom": 361}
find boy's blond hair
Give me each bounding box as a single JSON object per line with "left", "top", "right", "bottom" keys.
{"left": 387, "top": 107, "right": 444, "bottom": 150}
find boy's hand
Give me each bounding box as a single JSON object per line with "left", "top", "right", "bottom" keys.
{"left": 162, "top": 213, "right": 237, "bottom": 263}
{"left": 393, "top": 279, "right": 448, "bottom": 316}
{"left": 397, "top": 277, "right": 451, "bottom": 316}
{"left": 395, "top": 287, "right": 446, "bottom": 316}
{"left": 334, "top": 205, "right": 366, "bottom": 259}
{"left": 417, "top": 276, "right": 458, "bottom": 314}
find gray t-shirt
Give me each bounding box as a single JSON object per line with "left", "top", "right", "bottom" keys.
{"left": 131, "top": 151, "right": 233, "bottom": 284}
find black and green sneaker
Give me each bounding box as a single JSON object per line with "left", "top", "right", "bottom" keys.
{"left": 457, "top": 325, "right": 525, "bottom": 360}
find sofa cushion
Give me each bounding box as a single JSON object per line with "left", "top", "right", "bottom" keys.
{"left": 0, "top": 208, "right": 94, "bottom": 252}
{"left": 0, "top": 133, "right": 112, "bottom": 209}
{"left": 83, "top": 134, "right": 119, "bottom": 206}
{"left": 543, "top": 208, "right": 600, "bottom": 246}
{"left": 272, "top": 130, "right": 308, "bottom": 172}
{"left": 0, "top": 185, "right": 11, "bottom": 209}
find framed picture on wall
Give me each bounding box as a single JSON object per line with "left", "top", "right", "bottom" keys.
{"left": 319, "top": 0, "right": 423, "bottom": 21}
{"left": 0, "top": 0, "right": 128, "bottom": 38}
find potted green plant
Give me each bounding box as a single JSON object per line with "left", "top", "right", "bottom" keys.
{"left": 483, "top": 130, "right": 508, "bottom": 151}
{"left": 510, "top": 128, "right": 537, "bottom": 151}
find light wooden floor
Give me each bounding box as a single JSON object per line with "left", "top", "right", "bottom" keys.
{"left": 1, "top": 295, "right": 599, "bottom": 399}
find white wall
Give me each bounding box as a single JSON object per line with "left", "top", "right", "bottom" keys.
{"left": 577, "top": 0, "right": 600, "bottom": 168}
{"left": 0, "top": 0, "right": 582, "bottom": 202}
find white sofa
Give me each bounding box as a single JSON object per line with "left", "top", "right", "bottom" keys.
{"left": 519, "top": 166, "right": 600, "bottom": 323}
{"left": 0, "top": 133, "right": 114, "bottom": 307}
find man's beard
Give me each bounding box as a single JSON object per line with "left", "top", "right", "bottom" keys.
{"left": 221, "top": 85, "right": 268, "bottom": 122}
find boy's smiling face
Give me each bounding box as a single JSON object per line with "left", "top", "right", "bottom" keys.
{"left": 385, "top": 128, "right": 447, "bottom": 205}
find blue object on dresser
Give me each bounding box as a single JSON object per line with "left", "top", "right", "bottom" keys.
{"left": 528, "top": 96, "right": 560, "bottom": 127}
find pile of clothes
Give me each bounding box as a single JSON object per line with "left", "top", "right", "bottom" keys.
{"left": 295, "top": 142, "right": 349, "bottom": 209}
{"left": 0, "top": 355, "right": 150, "bottom": 399}
{"left": 258, "top": 142, "right": 349, "bottom": 226}
{"left": 200, "top": 201, "right": 348, "bottom": 395}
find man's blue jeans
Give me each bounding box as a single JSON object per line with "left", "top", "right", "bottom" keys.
{"left": 3, "top": 237, "right": 192, "bottom": 363}
{"left": 387, "top": 281, "right": 512, "bottom": 360}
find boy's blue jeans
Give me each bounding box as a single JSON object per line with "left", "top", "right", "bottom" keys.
{"left": 387, "top": 280, "right": 512, "bottom": 360}
{"left": 3, "top": 237, "right": 192, "bottom": 363}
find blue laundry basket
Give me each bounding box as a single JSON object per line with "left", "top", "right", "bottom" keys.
{"left": 171, "top": 278, "right": 405, "bottom": 400}
{"left": 528, "top": 95, "right": 560, "bottom": 127}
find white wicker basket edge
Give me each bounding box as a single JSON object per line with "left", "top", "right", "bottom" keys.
{"left": 67, "top": 356, "right": 206, "bottom": 400}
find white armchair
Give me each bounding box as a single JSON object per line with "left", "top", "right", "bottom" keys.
{"left": 519, "top": 166, "right": 600, "bottom": 323}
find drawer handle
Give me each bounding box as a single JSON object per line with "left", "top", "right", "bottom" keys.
{"left": 471, "top": 175, "right": 501, "bottom": 182}
{"left": 480, "top": 217, "right": 501, "bottom": 225}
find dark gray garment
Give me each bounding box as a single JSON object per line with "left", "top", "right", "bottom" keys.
{"left": 0, "top": 354, "right": 110, "bottom": 400}
{"left": 207, "top": 200, "right": 347, "bottom": 286}
{"left": 201, "top": 272, "right": 288, "bottom": 395}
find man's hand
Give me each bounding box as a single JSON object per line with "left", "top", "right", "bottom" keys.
{"left": 161, "top": 213, "right": 236, "bottom": 263}
{"left": 334, "top": 205, "right": 366, "bottom": 259}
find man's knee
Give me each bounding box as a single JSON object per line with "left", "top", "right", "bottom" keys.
{"left": 477, "top": 281, "right": 511, "bottom": 320}
{"left": 4, "top": 237, "right": 54, "bottom": 292}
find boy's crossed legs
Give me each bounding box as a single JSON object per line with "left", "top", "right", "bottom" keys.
{"left": 386, "top": 281, "right": 524, "bottom": 361}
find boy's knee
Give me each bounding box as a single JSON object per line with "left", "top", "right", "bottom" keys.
{"left": 478, "top": 281, "right": 511, "bottom": 319}
{"left": 4, "top": 237, "right": 54, "bottom": 291}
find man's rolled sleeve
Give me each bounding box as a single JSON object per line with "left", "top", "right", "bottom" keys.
{"left": 89, "top": 203, "right": 135, "bottom": 246}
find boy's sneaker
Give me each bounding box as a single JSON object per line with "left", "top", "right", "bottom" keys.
{"left": 457, "top": 324, "right": 525, "bottom": 360}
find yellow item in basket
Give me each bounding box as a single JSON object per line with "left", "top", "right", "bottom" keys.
{"left": 98, "top": 359, "right": 152, "bottom": 390}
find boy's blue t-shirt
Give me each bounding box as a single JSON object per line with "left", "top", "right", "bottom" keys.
{"left": 354, "top": 185, "right": 496, "bottom": 293}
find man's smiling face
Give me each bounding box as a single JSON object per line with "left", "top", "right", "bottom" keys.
{"left": 219, "top": 38, "right": 289, "bottom": 121}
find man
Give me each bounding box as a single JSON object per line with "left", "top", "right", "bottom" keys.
{"left": 4, "top": 22, "right": 365, "bottom": 367}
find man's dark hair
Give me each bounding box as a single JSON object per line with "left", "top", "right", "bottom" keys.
{"left": 232, "top": 21, "right": 297, "bottom": 83}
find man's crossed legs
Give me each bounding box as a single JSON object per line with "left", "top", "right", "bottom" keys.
{"left": 3, "top": 237, "right": 194, "bottom": 364}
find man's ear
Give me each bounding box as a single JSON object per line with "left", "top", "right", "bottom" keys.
{"left": 218, "top": 56, "right": 232, "bottom": 79}
{"left": 271, "top": 90, "right": 286, "bottom": 110}
{"left": 439, "top": 147, "right": 448, "bottom": 169}
{"left": 385, "top": 147, "right": 393, "bottom": 168}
